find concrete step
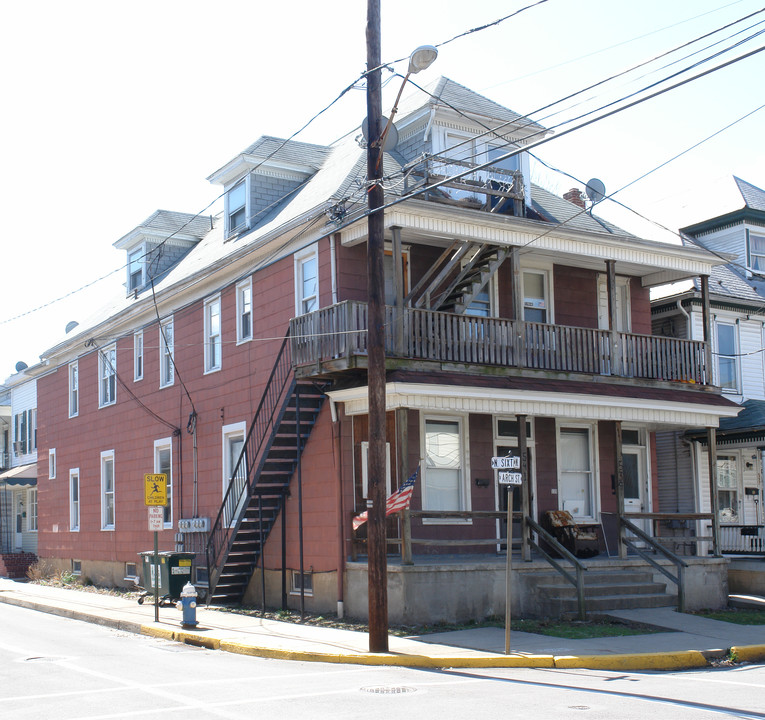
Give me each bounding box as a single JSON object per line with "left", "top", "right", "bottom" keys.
{"left": 538, "top": 581, "right": 667, "bottom": 598}
{"left": 555, "top": 592, "right": 676, "bottom": 614}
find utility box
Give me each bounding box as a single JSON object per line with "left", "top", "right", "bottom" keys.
{"left": 139, "top": 551, "right": 196, "bottom": 604}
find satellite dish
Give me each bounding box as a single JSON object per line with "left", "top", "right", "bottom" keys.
{"left": 14, "top": 361, "right": 28, "bottom": 373}
{"left": 361, "top": 115, "right": 399, "bottom": 152}
{"left": 65, "top": 320, "right": 79, "bottom": 334}
{"left": 586, "top": 178, "right": 606, "bottom": 204}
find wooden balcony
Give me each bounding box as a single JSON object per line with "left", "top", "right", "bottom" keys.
{"left": 290, "top": 300, "right": 710, "bottom": 385}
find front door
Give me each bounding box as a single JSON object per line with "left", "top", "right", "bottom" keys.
{"left": 14, "top": 490, "right": 23, "bottom": 550}
{"left": 495, "top": 445, "right": 532, "bottom": 549}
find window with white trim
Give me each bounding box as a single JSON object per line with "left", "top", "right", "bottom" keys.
{"left": 134, "top": 331, "right": 144, "bottom": 382}
{"left": 290, "top": 571, "right": 313, "bottom": 596}
{"left": 101, "top": 450, "right": 115, "bottom": 530}
{"left": 69, "top": 361, "right": 79, "bottom": 417}
{"left": 99, "top": 345, "right": 116, "bottom": 407}
{"left": 749, "top": 232, "right": 765, "bottom": 272}
{"left": 159, "top": 318, "right": 174, "bottom": 388}
{"left": 422, "top": 416, "right": 469, "bottom": 515}
{"left": 236, "top": 279, "right": 253, "bottom": 343}
{"left": 14, "top": 409, "right": 36, "bottom": 455}
{"left": 128, "top": 246, "right": 145, "bottom": 292}
{"left": 360, "top": 441, "right": 392, "bottom": 499}
{"left": 716, "top": 320, "right": 739, "bottom": 392}
{"left": 70, "top": 468, "right": 80, "bottom": 532}
{"left": 557, "top": 425, "right": 596, "bottom": 519}
{"left": 49, "top": 448, "right": 56, "bottom": 479}
{"left": 226, "top": 180, "right": 248, "bottom": 236}
{"left": 28, "top": 489, "right": 37, "bottom": 532}
{"left": 522, "top": 269, "right": 550, "bottom": 323}
{"left": 154, "top": 438, "right": 173, "bottom": 527}
{"left": 204, "top": 296, "right": 222, "bottom": 373}
{"left": 295, "top": 247, "right": 319, "bottom": 315}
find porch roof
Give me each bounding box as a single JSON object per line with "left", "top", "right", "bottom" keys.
{"left": 685, "top": 398, "right": 765, "bottom": 444}
{"left": 328, "top": 370, "right": 740, "bottom": 429}
{"left": 0, "top": 463, "right": 37, "bottom": 486}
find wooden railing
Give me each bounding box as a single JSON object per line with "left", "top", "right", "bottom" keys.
{"left": 719, "top": 524, "right": 765, "bottom": 554}
{"left": 291, "top": 301, "right": 709, "bottom": 384}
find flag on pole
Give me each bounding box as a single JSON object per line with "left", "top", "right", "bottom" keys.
{"left": 353, "top": 467, "right": 419, "bottom": 531}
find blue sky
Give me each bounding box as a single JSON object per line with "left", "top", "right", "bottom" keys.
{"left": 1, "top": 0, "right": 764, "bottom": 379}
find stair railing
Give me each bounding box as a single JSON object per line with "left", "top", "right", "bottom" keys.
{"left": 620, "top": 516, "right": 688, "bottom": 613}
{"left": 206, "top": 333, "right": 294, "bottom": 594}
{"left": 525, "top": 516, "right": 588, "bottom": 621}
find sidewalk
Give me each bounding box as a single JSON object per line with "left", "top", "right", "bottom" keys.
{"left": 1, "top": 577, "right": 764, "bottom": 670}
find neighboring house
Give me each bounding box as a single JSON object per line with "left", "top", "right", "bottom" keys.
{"left": 0, "top": 366, "right": 39, "bottom": 577}
{"left": 36, "top": 77, "right": 738, "bottom": 622}
{"left": 653, "top": 177, "right": 765, "bottom": 558}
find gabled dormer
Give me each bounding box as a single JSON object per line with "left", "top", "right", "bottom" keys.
{"left": 207, "top": 136, "right": 331, "bottom": 240}
{"left": 393, "top": 76, "right": 548, "bottom": 215}
{"left": 113, "top": 210, "right": 213, "bottom": 295}
{"left": 681, "top": 177, "right": 765, "bottom": 278}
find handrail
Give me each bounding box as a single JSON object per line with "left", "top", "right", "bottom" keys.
{"left": 206, "top": 332, "right": 294, "bottom": 594}
{"left": 525, "top": 516, "right": 588, "bottom": 621}
{"left": 620, "top": 516, "right": 688, "bottom": 613}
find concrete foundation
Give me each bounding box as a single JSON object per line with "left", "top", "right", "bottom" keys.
{"left": 728, "top": 558, "right": 765, "bottom": 595}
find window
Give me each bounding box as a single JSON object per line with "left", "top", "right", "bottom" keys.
{"left": 558, "top": 426, "right": 596, "bottom": 519}
{"left": 295, "top": 248, "right": 319, "bottom": 315}
{"left": 70, "top": 469, "right": 80, "bottom": 532}
{"left": 236, "top": 279, "right": 253, "bottom": 343}
{"left": 69, "top": 361, "right": 79, "bottom": 417}
{"left": 49, "top": 448, "right": 56, "bottom": 479}
{"left": 28, "top": 489, "right": 37, "bottom": 532}
{"left": 360, "top": 441, "right": 392, "bottom": 498}
{"left": 99, "top": 345, "right": 116, "bottom": 407}
{"left": 716, "top": 321, "right": 738, "bottom": 392}
{"left": 101, "top": 450, "right": 115, "bottom": 530}
{"left": 71, "top": 559, "right": 82, "bottom": 576}
{"left": 134, "top": 331, "right": 144, "bottom": 382}
{"left": 204, "top": 296, "right": 222, "bottom": 373}
{"left": 522, "top": 269, "right": 549, "bottom": 323}
{"left": 226, "top": 180, "right": 247, "bottom": 236}
{"left": 422, "top": 416, "right": 468, "bottom": 516}
{"left": 13, "top": 409, "right": 36, "bottom": 455}
{"left": 749, "top": 232, "right": 765, "bottom": 271}
{"left": 159, "top": 319, "right": 174, "bottom": 388}
{"left": 487, "top": 143, "right": 520, "bottom": 173}
{"left": 125, "top": 562, "right": 138, "bottom": 580}
{"left": 154, "top": 438, "right": 173, "bottom": 526}
{"left": 717, "top": 454, "right": 739, "bottom": 523}
{"left": 128, "top": 247, "right": 144, "bottom": 292}
{"left": 222, "top": 422, "right": 246, "bottom": 527}
{"left": 290, "top": 571, "right": 313, "bottom": 596}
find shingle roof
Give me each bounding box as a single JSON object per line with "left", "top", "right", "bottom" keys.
{"left": 115, "top": 210, "right": 212, "bottom": 246}
{"left": 734, "top": 176, "right": 765, "bottom": 212}
{"left": 530, "top": 184, "right": 631, "bottom": 236}
{"left": 241, "top": 136, "right": 331, "bottom": 170}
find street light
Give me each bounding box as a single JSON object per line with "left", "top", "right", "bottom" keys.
{"left": 366, "top": 3, "right": 437, "bottom": 654}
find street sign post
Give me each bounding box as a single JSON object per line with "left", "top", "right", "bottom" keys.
{"left": 144, "top": 474, "right": 168, "bottom": 623}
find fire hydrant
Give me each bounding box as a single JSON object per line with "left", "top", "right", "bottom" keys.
{"left": 176, "top": 582, "right": 198, "bottom": 628}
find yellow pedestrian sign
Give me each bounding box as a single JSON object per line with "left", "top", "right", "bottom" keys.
{"left": 144, "top": 474, "right": 168, "bottom": 506}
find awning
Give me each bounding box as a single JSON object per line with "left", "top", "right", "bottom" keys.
{"left": 0, "top": 463, "right": 37, "bottom": 487}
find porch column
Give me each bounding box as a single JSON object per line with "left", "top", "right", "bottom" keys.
{"left": 392, "top": 226, "right": 405, "bottom": 355}
{"left": 517, "top": 414, "right": 530, "bottom": 561}
{"left": 707, "top": 426, "right": 721, "bottom": 557}
{"left": 606, "top": 259, "right": 621, "bottom": 376}
{"left": 397, "top": 407, "right": 413, "bottom": 565}
{"left": 614, "top": 420, "right": 626, "bottom": 558}
{"left": 701, "top": 275, "right": 713, "bottom": 385}
{"left": 510, "top": 247, "right": 525, "bottom": 368}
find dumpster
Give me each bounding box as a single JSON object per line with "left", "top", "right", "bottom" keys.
{"left": 138, "top": 551, "right": 196, "bottom": 606}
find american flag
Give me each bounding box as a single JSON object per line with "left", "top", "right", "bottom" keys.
{"left": 353, "top": 467, "right": 419, "bottom": 531}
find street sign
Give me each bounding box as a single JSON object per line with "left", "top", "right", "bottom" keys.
{"left": 498, "top": 471, "right": 523, "bottom": 485}
{"left": 147, "top": 506, "right": 164, "bottom": 531}
{"left": 491, "top": 455, "right": 520, "bottom": 469}
{"left": 144, "top": 474, "right": 168, "bottom": 506}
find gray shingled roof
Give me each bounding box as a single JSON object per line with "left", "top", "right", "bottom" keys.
{"left": 115, "top": 210, "right": 213, "bottom": 247}
{"left": 241, "top": 136, "right": 331, "bottom": 170}
{"left": 734, "top": 176, "right": 765, "bottom": 212}
{"left": 530, "top": 184, "right": 631, "bottom": 236}
{"left": 690, "top": 262, "right": 765, "bottom": 302}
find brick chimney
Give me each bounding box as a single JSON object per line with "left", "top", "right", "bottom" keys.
{"left": 563, "top": 188, "right": 586, "bottom": 209}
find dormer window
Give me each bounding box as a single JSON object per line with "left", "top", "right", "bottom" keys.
{"left": 226, "top": 181, "right": 247, "bottom": 236}
{"left": 748, "top": 231, "right": 765, "bottom": 272}
{"left": 128, "top": 247, "right": 145, "bottom": 291}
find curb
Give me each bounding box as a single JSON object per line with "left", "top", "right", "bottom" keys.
{"left": 0, "top": 592, "right": 760, "bottom": 671}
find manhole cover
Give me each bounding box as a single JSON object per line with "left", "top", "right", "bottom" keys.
{"left": 360, "top": 686, "right": 417, "bottom": 695}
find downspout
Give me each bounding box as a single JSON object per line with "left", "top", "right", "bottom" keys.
{"left": 331, "top": 398, "right": 345, "bottom": 618}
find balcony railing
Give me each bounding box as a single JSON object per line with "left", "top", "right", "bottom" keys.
{"left": 719, "top": 524, "right": 765, "bottom": 554}
{"left": 290, "top": 301, "right": 709, "bottom": 384}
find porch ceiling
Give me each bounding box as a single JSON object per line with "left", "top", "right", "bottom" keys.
{"left": 328, "top": 371, "right": 740, "bottom": 430}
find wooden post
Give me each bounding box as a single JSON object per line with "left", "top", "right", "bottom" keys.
{"left": 517, "top": 414, "right": 530, "bottom": 562}
{"left": 701, "top": 275, "right": 713, "bottom": 385}
{"left": 606, "top": 259, "right": 621, "bottom": 376}
{"left": 615, "top": 420, "right": 626, "bottom": 559}
{"left": 510, "top": 248, "right": 525, "bottom": 368}
{"left": 707, "top": 426, "right": 721, "bottom": 557}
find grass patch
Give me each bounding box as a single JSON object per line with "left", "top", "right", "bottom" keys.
{"left": 510, "top": 617, "right": 662, "bottom": 639}
{"left": 691, "top": 608, "right": 765, "bottom": 625}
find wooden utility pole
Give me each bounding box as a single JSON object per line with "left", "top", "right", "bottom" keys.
{"left": 366, "top": 0, "right": 389, "bottom": 653}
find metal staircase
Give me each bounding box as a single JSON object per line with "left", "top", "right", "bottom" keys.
{"left": 206, "top": 334, "right": 327, "bottom": 605}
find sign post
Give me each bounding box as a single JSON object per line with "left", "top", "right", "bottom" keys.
{"left": 492, "top": 454, "right": 522, "bottom": 654}
{"left": 145, "top": 474, "right": 168, "bottom": 624}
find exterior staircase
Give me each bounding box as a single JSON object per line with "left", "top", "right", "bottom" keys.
{"left": 433, "top": 244, "right": 509, "bottom": 314}
{"left": 532, "top": 567, "right": 676, "bottom": 618}
{"left": 206, "top": 334, "right": 326, "bottom": 605}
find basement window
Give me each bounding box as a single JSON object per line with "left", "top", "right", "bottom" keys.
{"left": 71, "top": 559, "right": 82, "bottom": 576}
{"left": 290, "top": 571, "right": 313, "bottom": 596}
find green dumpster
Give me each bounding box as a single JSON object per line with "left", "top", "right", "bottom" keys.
{"left": 138, "top": 551, "right": 196, "bottom": 605}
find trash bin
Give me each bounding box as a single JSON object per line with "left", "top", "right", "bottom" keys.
{"left": 138, "top": 551, "right": 196, "bottom": 605}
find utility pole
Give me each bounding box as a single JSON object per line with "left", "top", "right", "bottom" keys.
{"left": 365, "top": 0, "right": 388, "bottom": 653}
